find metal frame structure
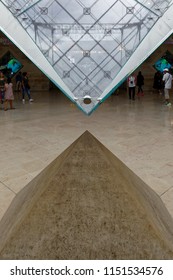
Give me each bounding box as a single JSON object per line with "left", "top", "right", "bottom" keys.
{"left": 0, "top": 0, "right": 173, "bottom": 114}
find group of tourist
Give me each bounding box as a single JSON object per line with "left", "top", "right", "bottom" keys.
{"left": 127, "top": 69, "right": 172, "bottom": 106}
{"left": 0, "top": 71, "right": 33, "bottom": 111}
{"left": 127, "top": 71, "right": 144, "bottom": 100}
{"left": 1, "top": 68, "right": 172, "bottom": 110}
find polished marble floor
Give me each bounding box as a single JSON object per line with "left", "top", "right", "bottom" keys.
{"left": 0, "top": 89, "right": 173, "bottom": 221}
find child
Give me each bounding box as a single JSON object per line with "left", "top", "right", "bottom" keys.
{"left": 0, "top": 72, "right": 5, "bottom": 104}
{"left": 4, "top": 77, "right": 15, "bottom": 111}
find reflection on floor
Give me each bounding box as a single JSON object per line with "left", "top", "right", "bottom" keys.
{"left": 0, "top": 90, "right": 173, "bottom": 222}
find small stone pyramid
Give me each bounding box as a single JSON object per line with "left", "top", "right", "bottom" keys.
{"left": 0, "top": 130, "right": 173, "bottom": 259}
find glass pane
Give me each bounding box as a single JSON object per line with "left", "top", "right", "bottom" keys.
{"left": 1, "top": 0, "right": 172, "bottom": 114}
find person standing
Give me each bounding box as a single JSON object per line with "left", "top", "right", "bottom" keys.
{"left": 127, "top": 74, "right": 136, "bottom": 100}
{"left": 0, "top": 72, "right": 5, "bottom": 105}
{"left": 4, "top": 77, "right": 15, "bottom": 111}
{"left": 22, "top": 72, "right": 33, "bottom": 103}
{"left": 162, "top": 68, "right": 172, "bottom": 106}
{"left": 137, "top": 71, "right": 144, "bottom": 96}
{"left": 15, "top": 71, "right": 22, "bottom": 93}
{"left": 153, "top": 70, "right": 163, "bottom": 94}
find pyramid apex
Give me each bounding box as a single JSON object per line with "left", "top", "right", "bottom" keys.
{"left": 0, "top": 132, "right": 173, "bottom": 259}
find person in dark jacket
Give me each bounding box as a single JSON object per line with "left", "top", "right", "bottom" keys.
{"left": 22, "top": 72, "right": 33, "bottom": 103}
{"left": 153, "top": 71, "right": 163, "bottom": 94}
{"left": 137, "top": 71, "right": 144, "bottom": 96}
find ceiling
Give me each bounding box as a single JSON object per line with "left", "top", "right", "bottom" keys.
{"left": 1, "top": 0, "right": 173, "bottom": 114}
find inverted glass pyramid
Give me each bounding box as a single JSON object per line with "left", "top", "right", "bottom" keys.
{"left": 1, "top": 0, "right": 173, "bottom": 114}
